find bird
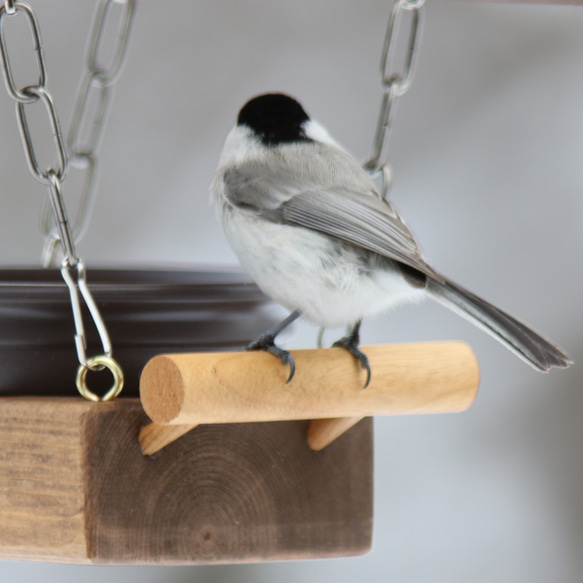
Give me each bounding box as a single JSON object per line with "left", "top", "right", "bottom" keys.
{"left": 210, "top": 92, "right": 571, "bottom": 386}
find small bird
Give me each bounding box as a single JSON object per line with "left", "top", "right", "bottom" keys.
{"left": 211, "top": 92, "right": 571, "bottom": 385}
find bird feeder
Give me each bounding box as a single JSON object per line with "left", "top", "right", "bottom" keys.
{"left": 2, "top": 0, "right": 572, "bottom": 566}
{"left": 0, "top": 263, "right": 479, "bottom": 564}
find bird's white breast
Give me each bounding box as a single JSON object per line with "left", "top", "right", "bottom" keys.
{"left": 222, "top": 206, "right": 426, "bottom": 328}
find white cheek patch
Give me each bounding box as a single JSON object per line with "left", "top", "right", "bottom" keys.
{"left": 219, "top": 125, "right": 263, "bottom": 166}
{"left": 303, "top": 120, "right": 342, "bottom": 148}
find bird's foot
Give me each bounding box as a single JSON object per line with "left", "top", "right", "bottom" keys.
{"left": 333, "top": 333, "right": 371, "bottom": 388}
{"left": 247, "top": 334, "right": 296, "bottom": 383}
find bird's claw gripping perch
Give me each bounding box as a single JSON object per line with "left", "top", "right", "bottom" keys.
{"left": 246, "top": 310, "right": 301, "bottom": 383}
{"left": 333, "top": 321, "right": 371, "bottom": 388}
{"left": 247, "top": 335, "right": 296, "bottom": 383}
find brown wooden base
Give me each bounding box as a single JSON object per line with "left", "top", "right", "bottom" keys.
{"left": 0, "top": 398, "right": 373, "bottom": 564}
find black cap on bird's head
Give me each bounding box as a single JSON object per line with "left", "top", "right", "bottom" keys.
{"left": 237, "top": 93, "right": 311, "bottom": 146}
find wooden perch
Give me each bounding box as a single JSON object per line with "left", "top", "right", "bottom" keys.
{"left": 139, "top": 342, "right": 480, "bottom": 455}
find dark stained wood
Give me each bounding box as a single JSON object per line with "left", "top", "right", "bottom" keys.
{"left": 84, "top": 401, "right": 373, "bottom": 563}
{"left": 0, "top": 397, "right": 373, "bottom": 564}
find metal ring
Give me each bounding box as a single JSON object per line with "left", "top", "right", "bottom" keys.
{"left": 76, "top": 354, "right": 124, "bottom": 402}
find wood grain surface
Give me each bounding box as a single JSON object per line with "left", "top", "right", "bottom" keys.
{"left": 0, "top": 398, "right": 90, "bottom": 562}
{"left": 0, "top": 397, "right": 373, "bottom": 564}
{"left": 138, "top": 342, "right": 479, "bottom": 453}
{"left": 140, "top": 342, "right": 479, "bottom": 426}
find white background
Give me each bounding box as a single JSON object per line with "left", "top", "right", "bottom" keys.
{"left": 0, "top": 1, "right": 582, "bottom": 581}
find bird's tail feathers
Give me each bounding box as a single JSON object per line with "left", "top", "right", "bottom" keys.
{"left": 426, "top": 277, "right": 571, "bottom": 372}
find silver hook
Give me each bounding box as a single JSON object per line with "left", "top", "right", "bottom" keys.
{"left": 60, "top": 257, "right": 112, "bottom": 368}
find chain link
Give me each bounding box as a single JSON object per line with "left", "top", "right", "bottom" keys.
{"left": 16, "top": 86, "right": 68, "bottom": 183}
{"left": 364, "top": 0, "right": 425, "bottom": 199}
{"left": 87, "top": 0, "right": 135, "bottom": 84}
{"left": 46, "top": 170, "right": 78, "bottom": 263}
{"left": 39, "top": 151, "right": 97, "bottom": 266}
{"left": 69, "top": 71, "right": 112, "bottom": 156}
{"left": 41, "top": 0, "right": 135, "bottom": 265}
{"left": 0, "top": 1, "right": 130, "bottom": 401}
{"left": 0, "top": 2, "right": 45, "bottom": 102}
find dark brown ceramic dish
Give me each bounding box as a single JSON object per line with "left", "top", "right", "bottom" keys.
{"left": 0, "top": 269, "right": 280, "bottom": 397}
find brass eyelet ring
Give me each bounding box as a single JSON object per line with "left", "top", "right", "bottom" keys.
{"left": 76, "top": 355, "right": 124, "bottom": 402}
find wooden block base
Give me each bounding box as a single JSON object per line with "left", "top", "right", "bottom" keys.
{"left": 0, "top": 398, "right": 373, "bottom": 564}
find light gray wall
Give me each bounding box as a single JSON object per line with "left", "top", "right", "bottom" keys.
{"left": 0, "top": 1, "right": 582, "bottom": 581}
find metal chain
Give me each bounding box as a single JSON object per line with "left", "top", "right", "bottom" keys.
{"left": 364, "top": 0, "right": 425, "bottom": 199}
{"left": 41, "top": 0, "right": 136, "bottom": 267}
{"left": 0, "top": 0, "right": 128, "bottom": 401}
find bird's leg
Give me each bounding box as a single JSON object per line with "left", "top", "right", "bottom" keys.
{"left": 333, "top": 320, "right": 371, "bottom": 388}
{"left": 317, "top": 327, "right": 326, "bottom": 348}
{"left": 247, "top": 310, "right": 301, "bottom": 382}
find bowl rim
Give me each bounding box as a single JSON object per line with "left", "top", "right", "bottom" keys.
{"left": 0, "top": 267, "right": 267, "bottom": 302}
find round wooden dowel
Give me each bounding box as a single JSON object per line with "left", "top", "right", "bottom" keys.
{"left": 140, "top": 342, "right": 480, "bottom": 428}
{"left": 307, "top": 416, "right": 365, "bottom": 451}
{"left": 139, "top": 422, "right": 198, "bottom": 456}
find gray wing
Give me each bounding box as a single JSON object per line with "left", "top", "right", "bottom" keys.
{"left": 222, "top": 142, "right": 439, "bottom": 278}
{"left": 281, "top": 189, "right": 439, "bottom": 277}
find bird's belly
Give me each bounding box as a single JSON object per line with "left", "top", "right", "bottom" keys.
{"left": 224, "top": 211, "right": 426, "bottom": 327}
